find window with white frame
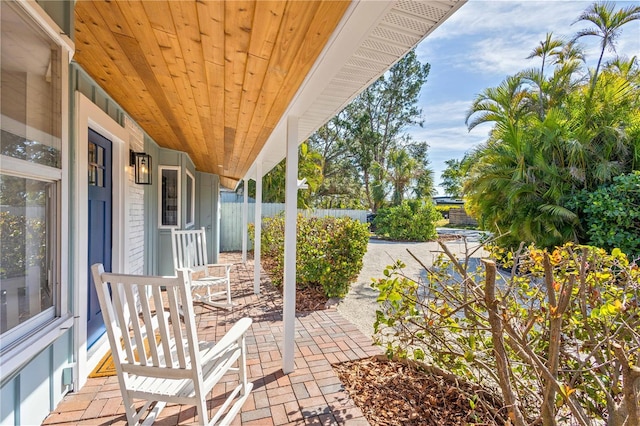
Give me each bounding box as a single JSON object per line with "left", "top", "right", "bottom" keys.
{"left": 185, "top": 170, "right": 195, "bottom": 228}
{"left": 0, "top": 1, "right": 63, "bottom": 349}
{"left": 159, "top": 166, "right": 180, "bottom": 227}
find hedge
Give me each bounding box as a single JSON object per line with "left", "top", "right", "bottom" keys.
{"left": 373, "top": 199, "right": 441, "bottom": 241}
{"left": 257, "top": 214, "right": 369, "bottom": 298}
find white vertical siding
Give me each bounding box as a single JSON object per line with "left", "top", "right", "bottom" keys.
{"left": 125, "top": 117, "right": 145, "bottom": 275}
{"left": 220, "top": 203, "right": 368, "bottom": 251}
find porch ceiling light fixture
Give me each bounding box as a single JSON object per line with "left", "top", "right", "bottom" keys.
{"left": 130, "top": 150, "right": 152, "bottom": 185}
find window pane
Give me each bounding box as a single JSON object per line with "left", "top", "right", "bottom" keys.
{"left": 161, "top": 169, "right": 178, "bottom": 226}
{"left": 0, "top": 2, "right": 62, "bottom": 168}
{"left": 0, "top": 174, "right": 54, "bottom": 334}
{"left": 88, "top": 143, "right": 106, "bottom": 187}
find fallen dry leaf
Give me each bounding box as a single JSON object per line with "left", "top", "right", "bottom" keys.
{"left": 333, "top": 357, "right": 507, "bottom": 425}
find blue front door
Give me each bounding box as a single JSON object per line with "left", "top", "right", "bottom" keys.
{"left": 87, "top": 129, "right": 112, "bottom": 348}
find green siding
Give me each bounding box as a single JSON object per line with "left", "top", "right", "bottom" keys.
{"left": 0, "top": 329, "right": 72, "bottom": 426}
{"left": 196, "top": 172, "right": 221, "bottom": 263}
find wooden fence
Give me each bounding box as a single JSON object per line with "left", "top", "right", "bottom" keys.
{"left": 220, "top": 203, "right": 368, "bottom": 251}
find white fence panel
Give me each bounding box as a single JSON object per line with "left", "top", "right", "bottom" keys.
{"left": 220, "top": 203, "right": 368, "bottom": 252}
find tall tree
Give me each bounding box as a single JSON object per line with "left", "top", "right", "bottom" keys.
{"left": 345, "top": 50, "right": 431, "bottom": 211}
{"left": 440, "top": 158, "right": 465, "bottom": 198}
{"left": 386, "top": 148, "right": 418, "bottom": 205}
{"left": 407, "top": 141, "right": 435, "bottom": 199}
{"left": 572, "top": 1, "right": 640, "bottom": 96}
{"left": 526, "top": 32, "right": 564, "bottom": 118}
{"left": 307, "top": 114, "right": 364, "bottom": 208}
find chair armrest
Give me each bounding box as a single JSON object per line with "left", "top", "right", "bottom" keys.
{"left": 202, "top": 317, "right": 252, "bottom": 360}
{"left": 205, "top": 263, "right": 233, "bottom": 270}
{"left": 204, "top": 263, "right": 232, "bottom": 278}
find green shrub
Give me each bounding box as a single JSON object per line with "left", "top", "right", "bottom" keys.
{"left": 571, "top": 171, "right": 640, "bottom": 260}
{"left": 373, "top": 199, "right": 441, "bottom": 241}
{"left": 434, "top": 204, "right": 454, "bottom": 219}
{"left": 259, "top": 214, "right": 369, "bottom": 298}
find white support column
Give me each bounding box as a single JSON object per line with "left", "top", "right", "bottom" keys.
{"left": 253, "top": 162, "right": 263, "bottom": 295}
{"left": 283, "top": 116, "right": 299, "bottom": 374}
{"left": 242, "top": 179, "right": 248, "bottom": 263}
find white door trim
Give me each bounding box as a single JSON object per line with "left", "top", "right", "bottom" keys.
{"left": 73, "top": 92, "right": 130, "bottom": 390}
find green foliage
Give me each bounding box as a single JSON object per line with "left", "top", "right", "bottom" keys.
{"left": 258, "top": 215, "right": 369, "bottom": 298}
{"left": 464, "top": 3, "right": 640, "bottom": 251}
{"left": 372, "top": 242, "right": 640, "bottom": 424}
{"left": 434, "top": 205, "right": 455, "bottom": 219}
{"left": 308, "top": 50, "right": 433, "bottom": 211}
{"left": 373, "top": 199, "right": 441, "bottom": 241}
{"left": 571, "top": 171, "right": 640, "bottom": 259}
{"left": 247, "top": 143, "right": 323, "bottom": 209}
{"left": 439, "top": 158, "right": 466, "bottom": 198}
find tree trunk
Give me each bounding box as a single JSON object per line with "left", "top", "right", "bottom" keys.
{"left": 363, "top": 169, "right": 373, "bottom": 212}
{"left": 483, "top": 259, "right": 528, "bottom": 426}
{"left": 612, "top": 343, "right": 640, "bottom": 426}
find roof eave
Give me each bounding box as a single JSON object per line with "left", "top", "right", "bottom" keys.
{"left": 240, "top": 0, "right": 466, "bottom": 185}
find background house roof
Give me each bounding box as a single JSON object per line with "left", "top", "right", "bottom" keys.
{"left": 74, "top": 1, "right": 464, "bottom": 189}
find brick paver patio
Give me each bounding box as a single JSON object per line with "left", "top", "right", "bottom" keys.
{"left": 43, "top": 253, "right": 381, "bottom": 425}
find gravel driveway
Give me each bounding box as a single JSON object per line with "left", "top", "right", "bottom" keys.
{"left": 337, "top": 231, "right": 486, "bottom": 338}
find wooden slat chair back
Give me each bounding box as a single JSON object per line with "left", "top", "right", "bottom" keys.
{"left": 91, "top": 264, "right": 252, "bottom": 426}
{"left": 171, "top": 227, "right": 233, "bottom": 309}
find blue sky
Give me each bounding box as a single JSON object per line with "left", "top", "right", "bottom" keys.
{"left": 409, "top": 0, "right": 640, "bottom": 195}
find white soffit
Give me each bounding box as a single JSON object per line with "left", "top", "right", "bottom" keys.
{"left": 246, "top": 0, "right": 465, "bottom": 181}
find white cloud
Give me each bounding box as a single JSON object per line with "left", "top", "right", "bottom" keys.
{"left": 430, "top": 1, "right": 594, "bottom": 42}
{"left": 422, "top": 1, "right": 640, "bottom": 76}
{"left": 409, "top": 121, "right": 491, "bottom": 153}
{"left": 423, "top": 100, "right": 470, "bottom": 127}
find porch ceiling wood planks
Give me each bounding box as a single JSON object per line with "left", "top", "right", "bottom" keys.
{"left": 74, "top": 0, "right": 351, "bottom": 185}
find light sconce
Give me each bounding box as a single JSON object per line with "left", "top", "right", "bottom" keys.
{"left": 130, "top": 150, "right": 152, "bottom": 185}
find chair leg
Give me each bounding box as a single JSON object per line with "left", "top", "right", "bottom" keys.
{"left": 122, "top": 394, "right": 139, "bottom": 426}
{"left": 195, "top": 393, "right": 209, "bottom": 425}
{"left": 225, "top": 279, "right": 232, "bottom": 306}
{"left": 239, "top": 336, "right": 249, "bottom": 395}
{"left": 140, "top": 401, "right": 167, "bottom": 426}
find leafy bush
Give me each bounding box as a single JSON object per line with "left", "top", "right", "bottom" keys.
{"left": 373, "top": 242, "right": 640, "bottom": 425}
{"left": 373, "top": 199, "right": 441, "bottom": 241}
{"left": 258, "top": 214, "right": 369, "bottom": 298}
{"left": 572, "top": 171, "right": 640, "bottom": 260}
{"left": 434, "top": 204, "right": 454, "bottom": 219}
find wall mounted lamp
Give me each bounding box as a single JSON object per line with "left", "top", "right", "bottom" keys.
{"left": 130, "top": 150, "right": 152, "bottom": 185}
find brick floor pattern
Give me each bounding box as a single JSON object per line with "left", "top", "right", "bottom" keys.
{"left": 43, "top": 253, "right": 382, "bottom": 425}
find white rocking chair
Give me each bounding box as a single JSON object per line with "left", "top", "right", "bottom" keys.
{"left": 171, "top": 227, "right": 233, "bottom": 309}
{"left": 91, "top": 263, "right": 252, "bottom": 426}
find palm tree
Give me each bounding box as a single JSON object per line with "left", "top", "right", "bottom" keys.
{"left": 526, "top": 33, "right": 564, "bottom": 118}
{"left": 572, "top": 1, "right": 640, "bottom": 96}
{"left": 465, "top": 75, "right": 533, "bottom": 131}
{"left": 464, "top": 2, "right": 640, "bottom": 251}
{"left": 386, "top": 148, "right": 418, "bottom": 205}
